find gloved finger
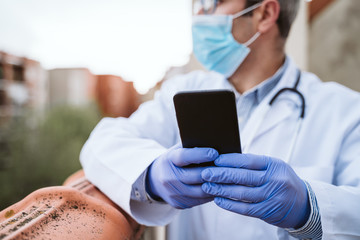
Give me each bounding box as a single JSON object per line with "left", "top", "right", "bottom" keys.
{"left": 215, "top": 154, "right": 269, "bottom": 170}
{"left": 169, "top": 147, "right": 219, "bottom": 167}
{"left": 181, "top": 184, "right": 214, "bottom": 199}
{"left": 214, "top": 197, "right": 262, "bottom": 219}
{"left": 202, "top": 167, "right": 266, "bottom": 186}
{"left": 174, "top": 166, "right": 209, "bottom": 184}
{"left": 187, "top": 197, "right": 214, "bottom": 207}
{"left": 202, "top": 183, "right": 267, "bottom": 203}
{"left": 171, "top": 197, "right": 214, "bottom": 209}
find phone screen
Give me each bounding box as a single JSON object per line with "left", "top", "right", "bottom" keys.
{"left": 173, "top": 90, "right": 242, "bottom": 161}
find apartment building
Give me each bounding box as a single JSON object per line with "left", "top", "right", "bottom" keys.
{"left": 0, "top": 51, "right": 47, "bottom": 120}
{"left": 48, "top": 69, "right": 140, "bottom": 118}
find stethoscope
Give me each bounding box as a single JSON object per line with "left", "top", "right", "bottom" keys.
{"left": 243, "top": 69, "right": 306, "bottom": 163}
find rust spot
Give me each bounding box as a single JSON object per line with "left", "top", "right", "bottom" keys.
{"left": 50, "top": 213, "right": 60, "bottom": 220}
{"left": 5, "top": 210, "right": 15, "bottom": 219}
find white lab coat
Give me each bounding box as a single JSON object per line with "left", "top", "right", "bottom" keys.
{"left": 80, "top": 58, "right": 360, "bottom": 240}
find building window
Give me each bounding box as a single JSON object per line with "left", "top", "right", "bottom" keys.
{"left": 13, "top": 65, "right": 24, "bottom": 81}
{"left": 0, "top": 64, "right": 4, "bottom": 79}
{"left": 0, "top": 90, "right": 6, "bottom": 106}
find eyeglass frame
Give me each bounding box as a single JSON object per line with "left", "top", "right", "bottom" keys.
{"left": 198, "top": 0, "right": 267, "bottom": 15}
{"left": 200, "top": 0, "right": 218, "bottom": 15}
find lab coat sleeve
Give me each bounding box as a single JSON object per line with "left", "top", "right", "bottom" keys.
{"left": 80, "top": 77, "right": 186, "bottom": 226}
{"left": 308, "top": 120, "right": 360, "bottom": 239}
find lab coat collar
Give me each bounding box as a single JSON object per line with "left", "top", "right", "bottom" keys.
{"left": 241, "top": 58, "right": 301, "bottom": 152}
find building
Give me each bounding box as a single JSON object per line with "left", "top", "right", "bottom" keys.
{"left": 0, "top": 52, "right": 141, "bottom": 120}
{"left": 309, "top": 0, "right": 360, "bottom": 92}
{"left": 48, "top": 68, "right": 140, "bottom": 118}
{"left": 0, "top": 51, "right": 47, "bottom": 120}
{"left": 48, "top": 68, "right": 97, "bottom": 107}
{"left": 96, "top": 75, "right": 140, "bottom": 118}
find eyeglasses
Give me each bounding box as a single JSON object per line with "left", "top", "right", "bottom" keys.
{"left": 193, "top": 0, "right": 218, "bottom": 15}
{"left": 193, "top": 0, "right": 312, "bottom": 15}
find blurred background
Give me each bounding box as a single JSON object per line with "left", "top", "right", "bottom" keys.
{"left": 0, "top": 0, "right": 359, "bottom": 210}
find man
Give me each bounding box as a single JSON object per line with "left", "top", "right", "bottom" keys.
{"left": 80, "top": 0, "right": 360, "bottom": 239}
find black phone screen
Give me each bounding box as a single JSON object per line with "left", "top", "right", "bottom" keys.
{"left": 173, "top": 90, "right": 242, "bottom": 157}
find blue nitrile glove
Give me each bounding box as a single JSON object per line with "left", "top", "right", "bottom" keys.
{"left": 146, "top": 145, "right": 219, "bottom": 209}
{"left": 201, "top": 154, "right": 310, "bottom": 229}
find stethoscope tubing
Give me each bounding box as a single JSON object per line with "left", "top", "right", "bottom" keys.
{"left": 269, "top": 70, "right": 305, "bottom": 118}
{"left": 244, "top": 69, "right": 305, "bottom": 163}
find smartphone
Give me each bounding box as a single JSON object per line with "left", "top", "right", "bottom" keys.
{"left": 173, "top": 90, "right": 242, "bottom": 166}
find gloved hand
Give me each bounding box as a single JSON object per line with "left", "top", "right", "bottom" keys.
{"left": 201, "top": 154, "right": 310, "bottom": 229}
{"left": 146, "top": 145, "right": 219, "bottom": 209}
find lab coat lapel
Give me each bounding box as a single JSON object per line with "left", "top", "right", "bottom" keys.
{"left": 241, "top": 59, "right": 299, "bottom": 153}
{"left": 258, "top": 98, "right": 295, "bottom": 137}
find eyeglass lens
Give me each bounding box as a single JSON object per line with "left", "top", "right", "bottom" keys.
{"left": 193, "top": 0, "right": 217, "bottom": 15}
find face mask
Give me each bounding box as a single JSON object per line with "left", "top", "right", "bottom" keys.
{"left": 192, "top": 3, "right": 262, "bottom": 77}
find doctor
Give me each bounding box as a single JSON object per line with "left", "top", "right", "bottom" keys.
{"left": 80, "top": 0, "right": 360, "bottom": 239}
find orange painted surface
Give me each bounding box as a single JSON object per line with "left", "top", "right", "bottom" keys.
{"left": 309, "top": 0, "right": 335, "bottom": 21}
{"left": 0, "top": 170, "right": 144, "bottom": 240}
{"left": 96, "top": 75, "right": 140, "bottom": 118}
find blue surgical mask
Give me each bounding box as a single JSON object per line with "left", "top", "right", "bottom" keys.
{"left": 192, "top": 3, "right": 262, "bottom": 77}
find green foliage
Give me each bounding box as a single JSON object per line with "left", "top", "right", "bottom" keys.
{"left": 0, "top": 104, "right": 101, "bottom": 210}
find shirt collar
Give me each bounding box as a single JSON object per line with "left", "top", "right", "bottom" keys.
{"left": 230, "top": 56, "right": 290, "bottom": 103}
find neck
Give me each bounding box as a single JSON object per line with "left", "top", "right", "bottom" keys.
{"left": 229, "top": 48, "right": 286, "bottom": 94}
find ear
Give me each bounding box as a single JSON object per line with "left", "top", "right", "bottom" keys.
{"left": 254, "top": 0, "right": 280, "bottom": 34}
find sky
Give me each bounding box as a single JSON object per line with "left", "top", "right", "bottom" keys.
{"left": 0, "top": 0, "right": 193, "bottom": 93}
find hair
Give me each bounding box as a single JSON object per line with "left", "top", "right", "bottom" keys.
{"left": 245, "top": 0, "right": 300, "bottom": 38}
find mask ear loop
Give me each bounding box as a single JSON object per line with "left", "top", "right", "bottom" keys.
{"left": 244, "top": 32, "right": 261, "bottom": 47}
{"left": 232, "top": 3, "right": 262, "bottom": 47}
{"left": 232, "top": 2, "right": 263, "bottom": 19}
